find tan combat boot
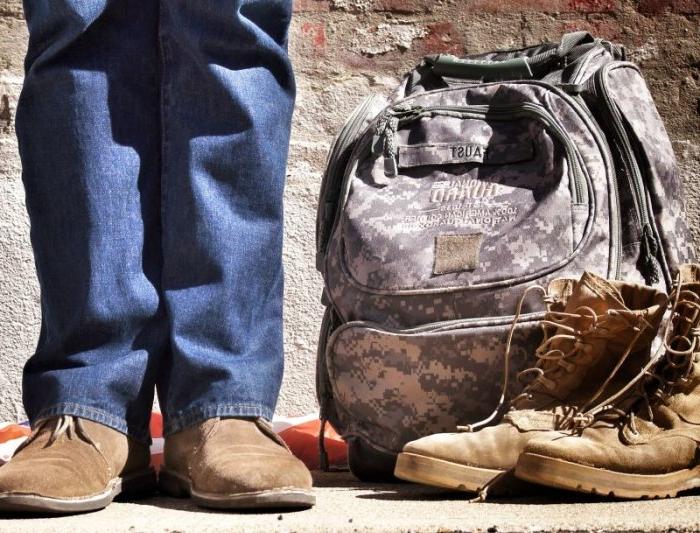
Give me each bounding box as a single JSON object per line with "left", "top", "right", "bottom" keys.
{"left": 0, "top": 416, "right": 155, "bottom": 513}
{"left": 516, "top": 264, "right": 700, "bottom": 499}
{"left": 159, "top": 417, "right": 315, "bottom": 509}
{"left": 394, "top": 272, "right": 667, "bottom": 496}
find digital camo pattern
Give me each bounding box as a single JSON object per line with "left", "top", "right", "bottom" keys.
{"left": 605, "top": 64, "right": 695, "bottom": 271}
{"left": 326, "top": 320, "right": 542, "bottom": 453}
{"left": 316, "top": 94, "right": 388, "bottom": 263}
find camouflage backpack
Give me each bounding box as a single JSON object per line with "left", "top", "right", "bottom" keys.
{"left": 314, "top": 31, "right": 694, "bottom": 480}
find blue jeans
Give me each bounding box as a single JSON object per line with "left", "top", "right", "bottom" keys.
{"left": 16, "top": 0, "right": 295, "bottom": 443}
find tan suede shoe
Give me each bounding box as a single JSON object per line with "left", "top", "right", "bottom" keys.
{"left": 0, "top": 415, "right": 156, "bottom": 514}
{"left": 159, "top": 417, "right": 315, "bottom": 509}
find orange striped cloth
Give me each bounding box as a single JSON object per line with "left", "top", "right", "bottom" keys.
{"left": 0, "top": 413, "right": 347, "bottom": 471}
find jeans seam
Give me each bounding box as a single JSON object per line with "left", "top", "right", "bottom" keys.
{"left": 158, "top": 0, "right": 169, "bottom": 291}
{"left": 32, "top": 402, "right": 151, "bottom": 443}
{"left": 157, "top": 0, "right": 173, "bottom": 393}
{"left": 163, "top": 402, "right": 274, "bottom": 436}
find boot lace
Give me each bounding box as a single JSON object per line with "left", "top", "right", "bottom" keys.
{"left": 458, "top": 284, "right": 653, "bottom": 433}
{"left": 13, "top": 415, "right": 99, "bottom": 456}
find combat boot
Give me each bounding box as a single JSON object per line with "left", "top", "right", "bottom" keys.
{"left": 394, "top": 271, "right": 667, "bottom": 495}
{"left": 516, "top": 264, "right": 700, "bottom": 499}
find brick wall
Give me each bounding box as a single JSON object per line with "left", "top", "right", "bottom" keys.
{"left": 0, "top": 0, "right": 698, "bottom": 421}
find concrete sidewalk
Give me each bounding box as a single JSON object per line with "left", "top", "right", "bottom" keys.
{"left": 0, "top": 472, "right": 699, "bottom": 532}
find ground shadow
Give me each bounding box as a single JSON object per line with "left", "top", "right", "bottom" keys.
{"left": 123, "top": 494, "right": 312, "bottom": 516}
{"left": 354, "top": 481, "right": 700, "bottom": 505}
{"left": 314, "top": 470, "right": 689, "bottom": 506}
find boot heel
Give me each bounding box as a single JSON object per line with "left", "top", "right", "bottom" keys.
{"left": 158, "top": 469, "right": 191, "bottom": 498}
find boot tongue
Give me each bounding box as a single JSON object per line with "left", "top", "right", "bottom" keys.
{"left": 562, "top": 271, "right": 625, "bottom": 317}
{"left": 514, "top": 272, "right": 628, "bottom": 409}
{"left": 548, "top": 271, "right": 627, "bottom": 357}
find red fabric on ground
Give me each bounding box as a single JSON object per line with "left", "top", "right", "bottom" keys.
{"left": 278, "top": 419, "right": 347, "bottom": 470}
{"left": 150, "top": 412, "right": 163, "bottom": 439}
{"left": 1, "top": 413, "right": 347, "bottom": 471}
{"left": 0, "top": 426, "right": 30, "bottom": 442}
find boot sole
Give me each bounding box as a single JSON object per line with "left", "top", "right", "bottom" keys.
{"left": 516, "top": 452, "right": 700, "bottom": 499}
{"left": 158, "top": 468, "right": 316, "bottom": 510}
{"left": 394, "top": 452, "right": 503, "bottom": 492}
{"left": 0, "top": 468, "right": 157, "bottom": 514}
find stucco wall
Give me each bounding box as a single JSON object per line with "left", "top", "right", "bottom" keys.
{"left": 0, "top": 0, "right": 698, "bottom": 422}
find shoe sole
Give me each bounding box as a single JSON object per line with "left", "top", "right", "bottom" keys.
{"left": 394, "top": 452, "right": 503, "bottom": 492}
{"left": 516, "top": 452, "right": 700, "bottom": 499}
{"left": 158, "top": 468, "right": 316, "bottom": 510}
{"left": 0, "top": 468, "right": 157, "bottom": 514}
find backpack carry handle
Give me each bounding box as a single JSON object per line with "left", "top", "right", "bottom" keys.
{"left": 431, "top": 55, "right": 534, "bottom": 79}
{"left": 428, "top": 31, "right": 595, "bottom": 80}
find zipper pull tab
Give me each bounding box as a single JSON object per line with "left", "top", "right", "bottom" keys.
{"left": 373, "top": 104, "right": 423, "bottom": 177}
{"left": 640, "top": 224, "right": 660, "bottom": 285}
{"left": 372, "top": 111, "right": 390, "bottom": 155}
{"left": 382, "top": 115, "right": 400, "bottom": 177}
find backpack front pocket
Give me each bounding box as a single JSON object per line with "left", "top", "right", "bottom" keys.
{"left": 325, "top": 316, "right": 542, "bottom": 454}
{"left": 339, "top": 102, "right": 595, "bottom": 293}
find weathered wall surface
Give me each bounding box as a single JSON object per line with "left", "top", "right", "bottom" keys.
{"left": 0, "top": 0, "right": 698, "bottom": 422}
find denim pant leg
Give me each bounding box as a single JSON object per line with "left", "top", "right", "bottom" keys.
{"left": 16, "top": 0, "right": 164, "bottom": 443}
{"left": 155, "top": 0, "right": 295, "bottom": 435}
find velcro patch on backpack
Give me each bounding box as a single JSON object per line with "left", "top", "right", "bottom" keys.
{"left": 433, "top": 233, "right": 483, "bottom": 275}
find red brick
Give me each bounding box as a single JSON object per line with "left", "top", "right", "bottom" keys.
{"left": 415, "top": 22, "right": 465, "bottom": 55}
{"left": 559, "top": 18, "right": 626, "bottom": 42}
{"left": 462, "top": 0, "right": 618, "bottom": 13}
{"left": 567, "top": 0, "right": 619, "bottom": 11}
{"left": 638, "top": 0, "right": 700, "bottom": 14}
{"left": 300, "top": 22, "right": 327, "bottom": 51}
{"left": 293, "top": 0, "right": 330, "bottom": 13}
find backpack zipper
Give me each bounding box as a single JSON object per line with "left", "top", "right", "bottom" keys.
{"left": 335, "top": 311, "right": 545, "bottom": 337}
{"left": 563, "top": 89, "right": 623, "bottom": 282}
{"left": 591, "top": 65, "right": 660, "bottom": 284}
{"left": 373, "top": 102, "right": 587, "bottom": 205}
